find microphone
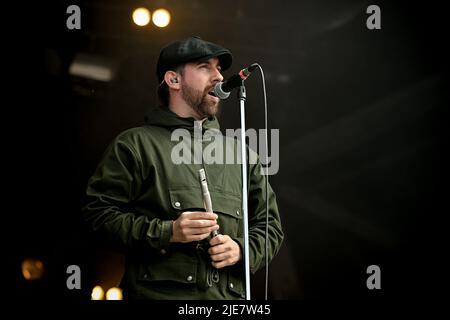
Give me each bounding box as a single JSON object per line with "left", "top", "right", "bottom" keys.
{"left": 199, "top": 169, "right": 218, "bottom": 238}
{"left": 214, "top": 63, "right": 258, "bottom": 100}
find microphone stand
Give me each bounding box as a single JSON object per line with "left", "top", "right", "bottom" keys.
{"left": 238, "top": 82, "right": 251, "bottom": 300}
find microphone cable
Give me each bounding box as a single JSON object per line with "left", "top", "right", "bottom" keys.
{"left": 219, "top": 63, "right": 271, "bottom": 299}
{"left": 252, "top": 63, "right": 270, "bottom": 300}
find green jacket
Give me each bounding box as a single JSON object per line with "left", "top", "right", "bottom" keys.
{"left": 83, "top": 107, "right": 284, "bottom": 299}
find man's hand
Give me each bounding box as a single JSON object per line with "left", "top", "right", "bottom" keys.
{"left": 171, "top": 211, "right": 219, "bottom": 243}
{"left": 208, "top": 235, "right": 242, "bottom": 269}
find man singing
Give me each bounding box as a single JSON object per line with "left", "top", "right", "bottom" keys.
{"left": 83, "top": 36, "right": 284, "bottom": 299}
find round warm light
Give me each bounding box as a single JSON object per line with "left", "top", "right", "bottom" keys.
{"left": 106, "top": 287, "right": 123, "bottom": 300}
{"left": 152, "top": 9, "right": 171, "bottom": 28}
{"left": 21, "top": 258, "right": 44, "bottom": 280}
{"left": 91, "top": 285, "right": 104, "bottom": 300}
{"left": 132, "top": 8, "right": 151, "bottom": 26}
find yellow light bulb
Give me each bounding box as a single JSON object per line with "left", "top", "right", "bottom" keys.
{"left": 132, "top": 8, "right": 151, "bottom": 26}
{"left": 106, "top": 287, "right": 123, "bottom": 300}
{"left": 91, "top": 285, "right": 104, "bottom": 300}
{"left": 152, "top": 9, "right": 171, "bottom": 28}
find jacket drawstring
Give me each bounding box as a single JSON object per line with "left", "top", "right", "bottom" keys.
{"left": 196, "top": 241, "right": 220, "bottom": 287}
{"left": 206, "top": 265, "right": 219, "bottom": 287}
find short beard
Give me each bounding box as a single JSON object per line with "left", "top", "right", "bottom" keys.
{"left": 181, "top": 82, "right": 220, "bottom": 118}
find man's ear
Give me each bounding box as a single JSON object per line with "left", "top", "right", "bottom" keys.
{"left": 164, "top": 71, "right": 180, "bottom": 89}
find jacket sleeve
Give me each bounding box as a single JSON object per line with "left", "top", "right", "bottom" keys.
{"left": 233, "top": 151, "right": 284, "bottom": 274}
{"left": 82, "top": 137, "right": 172, "bottom": 254}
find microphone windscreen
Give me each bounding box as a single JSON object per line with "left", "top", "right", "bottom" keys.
{"left": 213, "top": 82, "right": 231, "bottom": 100}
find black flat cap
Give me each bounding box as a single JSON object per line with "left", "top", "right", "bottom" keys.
{"left": 156, "top": 36, "right": 233, "bottom": 83}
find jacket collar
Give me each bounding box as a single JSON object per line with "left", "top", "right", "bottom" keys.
{"left": 144, "top": 107, "right": 221, "bottom": 132}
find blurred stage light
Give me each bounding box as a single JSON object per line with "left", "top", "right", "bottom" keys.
{"left": 152, "top": 8, "right": 171, "bottom": 28}
{"left": 69, "top": 53, "right": 118, "bottom": 82}
{"left": 106, "top": 287, "right": 123, "bottom": 300}
{"left": 91, "top": 285, "right": 105, "bottom": 300}
{"left": 21, "top": 258, "right": 44, "bottom": 280}
{"left": 132, "top": 7, "right": 151, "bottom": 26}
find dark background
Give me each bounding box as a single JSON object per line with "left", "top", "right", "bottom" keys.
{"left": 7, "top": 0, "right": 448, "bottom": 300}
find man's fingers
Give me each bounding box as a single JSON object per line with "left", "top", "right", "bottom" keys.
{"left": 208, "top": 243, "right": 227, "bottom": 255}
{"left": 212, "top": 259, "right": 237, "bottom": 269}
{"left": 179, "top": 232, "right": 212, "bottom": 242}
{"left": 184, "top": 225, "right": 219, "bottom": 235}
{"left": 208, "top": 236, "right": 242, "bottom": 268}
{"left": 190, "top": 233, "right": 211, "bottom": 242}
{"left": 182, "top": 211, "right": 218, "bottom": 220}
{"left": 210, "top": 251, "right": 232, "bottom": 262}
{"left": 181, "top": 219, "right": 217, "bottom": 228}
{"left": 209, "top": 234, "right": 226, "bottom": 246}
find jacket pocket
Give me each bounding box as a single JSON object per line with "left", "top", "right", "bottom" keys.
{"left": 169, "top": 187, "right": 204, "bottom": 212}
{"left": 210, "top": 191, "right": 242, "bottom": 238}
{"left": 228, "top": 268, "right": 245, "bottom": 299}
{"left": 139, "top": 252, "right": 197, "bottom": 284}
{"left": 169, "top": 188, "right": 243, "bottom": 237}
